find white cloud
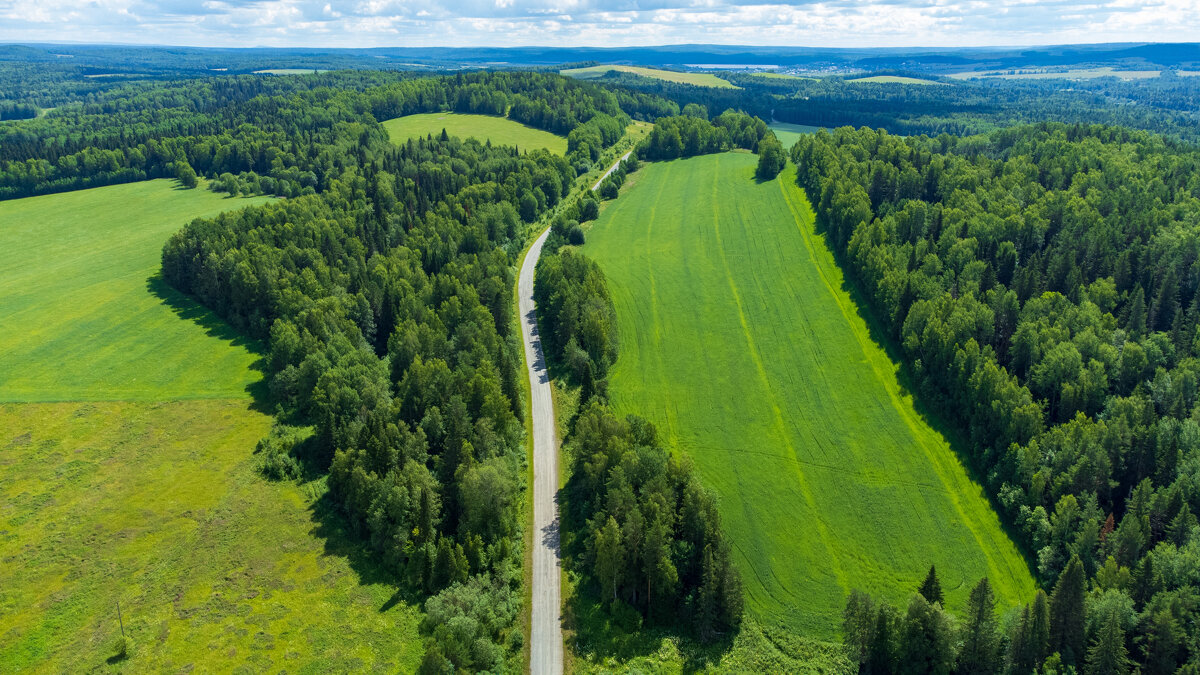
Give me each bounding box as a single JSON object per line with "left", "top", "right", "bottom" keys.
{"left": 0, "top": 0, "right": 1195, "bottom": 47}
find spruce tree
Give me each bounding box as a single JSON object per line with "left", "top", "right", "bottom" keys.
{"left": 959, "top": 577, "right": 1000, "bottom": 674}
{"left": 1049, "top": 556, "right": 1086, "bottom": 666}
{"left": 1085, "top": 609, "right": 1130, "bottom": 675}
{"left": 919, "top": 564, "right": 944, "bottom": 605}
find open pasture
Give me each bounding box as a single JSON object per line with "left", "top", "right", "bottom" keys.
{"left": 382, "top": 112, "right": 569, "bottom": 154}
{"left": 0, "top": 180, "right": 271, "bottom": 402}
{"left": 584, "top": 153, "right": 1035, "bottom": 636}
{"left": 847, "top": 75, "right": 946, "bottom": 85}
{"left": 560, "top": 65, "right": 738, "bottom": 89}
{"left": 768, "top": 122, "right": 823, "bottom": 149}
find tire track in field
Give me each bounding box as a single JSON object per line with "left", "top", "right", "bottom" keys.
{"left": 707, "top": 155, "right": 849, "bottom": 595}
{"left": 776, "top": 172, "right": 1014, "bottom": 592}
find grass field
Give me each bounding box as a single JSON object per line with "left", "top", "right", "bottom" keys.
{"left": 253, "top": 69, "right": 328, "bottom": 75}
{"left": 382, "top": 112, "right": 569, "bottom": 155}
{"left": 583, "top": 153, "right": 1035, "bottom": 637}
{"left": 0, "top": 180, "right": 271, "bottom": 402}
{"left": 751, "top": 72, "right": 813, "bottom": 81}
{"left": 0, "top": 180, "right": 423, "bottom": 671}
{"left": 560, "top": 65, "right": 738, "bottom": 89}
{"left": 847, "top": 75, "right": 946, "bottom": 85}
{"left": 948, "top": 67, "right": 1162, "bottom": 80}
{"left": 768, "top": 122, "right": 823, "bottom": 149}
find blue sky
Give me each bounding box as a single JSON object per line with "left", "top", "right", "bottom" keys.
{"left": 0, "top": 0, "right": 1196, "bottom": 49}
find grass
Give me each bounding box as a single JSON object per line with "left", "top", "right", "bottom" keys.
{"left": 583, "top": 153, "right": 1036, "bottom": 638}
{"left": 751, "top": 72, "right": 814, "bottom": 81}
{"left": 0, "top": 179, "right": 424, "bottom": 671}
{"left": 561, "top": 65, "right": 738, "bottom": 89}
{"left": 253, "top": 69, "right": 329, "bottom": 75}
{"left": 0, "top": 401, "right": 423, "bottom": 672}
{"left": 768, "top": 122, "right": 823, "bottom": 149}
{"left": 847, "top": 75, "right": 946, "bottom": 85}
{"left": 0, "top": 180, "right": 272, "bottom": 402}
{"left": 382, "top": 112, "right": 569, "bottom": 155}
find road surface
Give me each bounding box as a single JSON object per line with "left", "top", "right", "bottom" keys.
{"left": 592, "top": 150, "right": 633, "bottom": 191}
{"left": 520, "top": 226, "right": 563, "bottom": 675}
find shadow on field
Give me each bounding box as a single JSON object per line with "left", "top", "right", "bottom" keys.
{"left": 145, "top": 273, "right": 273, "bottom": 413}
{"left": 806, "top": 199, "right": 1040, "bottom": 573}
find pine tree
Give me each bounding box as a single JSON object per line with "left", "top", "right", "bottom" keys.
{"left": 1085, "top": 609, "right": 1130, "bottom": 675}
{"left": 1049, "top": 556, "right": 1086, "bottom": 666}
{"left": 594, "top": 516, "right": 625, "bottom": 602}
{"left": 1127, "top": 285, "right": 1147, "bottom": 338}
{"left": 919, "top": 564, "right": 944, "bottom": 605}
{"left": 1141, "top": 609, "right": 1183, "bottom": 675}
{"left": 1028, "top": 590, "right": 1050, "bottom": 667}
{"left": 959, "top": 577, "right": 1000, "bottom": 674}
{"left": 898, "top": 594, "right": 954, "bottom": 675}
{"left": 866, "top": 602, "right": 898, "bottom": 675}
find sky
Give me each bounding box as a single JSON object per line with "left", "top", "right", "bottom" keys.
{"left": 0, "top": 0, "right": 1197, "bottom": 49}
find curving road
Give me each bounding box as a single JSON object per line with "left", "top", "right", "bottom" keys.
{"left": 592, "top": 150, "right": 633, "bottom": 191}
{"left": 520, "top": 225, "right": 563, "bottom": 675}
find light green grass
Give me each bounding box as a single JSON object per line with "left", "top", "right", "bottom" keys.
{"left": 0, "top": 180, "right": 272, "bottom": 402}
{"left": 769, "top": 122, "right": 823, "bottom": 149}
{"left": 847, "top": 75, "right": 946, "bottom": 85}
{"left": 561, "top": 65, "right": 738, "bottom": 89}
{"left": 382, "top": 112, "right": 568, "bottom": 155}
{"left": 0, "top": 400, "right": 423, "bottom": 672}
{"left": 584, "top": 153, "right": 1035, "bottom": 637}
{"left": 948, "top": 67, "right": 1162, "bottom": 81}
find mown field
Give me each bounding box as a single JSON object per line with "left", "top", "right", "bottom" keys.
{"left": 0, "top": 180, "right": 423, "bottom": 671}
{"left": 583, "top": 153, "right": 1035, "bottom": 637}
{"left": 382, "top": 112, "right": 569, "bottom": 154}
{"left": 0, "top": 181, "right": 271, "bottom": 402}
{"left": 560, "top": 65, "right": 738, "bottom": 89}
{"left": 768, "top": 122, "right": 823, "bottom": 149}
{"left": 847, "top": 75, "right": 946, "bottom": 85}
{"left": 948, "top": 67, "right": 1163, "bottom": 80}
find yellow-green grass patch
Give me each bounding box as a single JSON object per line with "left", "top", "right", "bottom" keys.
{"left": 253, "top": 69, "right": 329, "bottom": 75}
{"left": 847, "top": 75, "right": 947, "bottom": 85}
{"left": 382, "top": 112, "right": 569, "bottom": 155}
{"left": 560, "top": 65, "right": 738, "bottom": 89}
{"left": 0, "top": 400, "right": 423, "bottom": 672}
{"left": 751, "top": 72, "right": 814, "bottom": 81}
{"left": 584, "top": 153, "right": 1035, "bottom": 637}
{"left": 948, "top": 67, "right": 1162, "bottom": 80}
{"left": 0, "top": 180, "right": 273, "bottom": 402}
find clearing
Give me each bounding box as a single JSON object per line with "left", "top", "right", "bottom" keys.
{"left": 560, "top": 65, "right": 738, "bottom": 89}
{"left": 0, "top": 180, "right": 423, "bottom": 671}
{"left": 769, "top": 122, "right": 823, "bottom": 149}
{"left": 382, "top": 112, "right": 569, "bottom": 155}
{"left": 583, "top": 153, "right": 1035, "bottom": 636}
{"left": 948, "top": 67, "right": 1163, "bottom": 80}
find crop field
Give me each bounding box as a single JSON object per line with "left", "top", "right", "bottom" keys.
{"left": 847, "top": 75, "right": 946, "bottom": 85}
{"left": 560, "top": 65, "right": 738, "bottom": 89}
{"left": 0, "top": 180, "right": 272, "bottom": 402}
{"left": 768, "top": 122, "right": 823, "bottom": 149}
{"left": 253, "top": 68, "right": 329, "bottom": 75}
{"left": 382, "top": 112, "right": 569, "bottom": 154}
{"left": 751, "top": 72, "right": 814, "bottom": 81}
{"left": 584, "top": 153, "right": 1035, "bottom": 636}
{"left": 0, "top": 180, "right": 422, "bottom": 671}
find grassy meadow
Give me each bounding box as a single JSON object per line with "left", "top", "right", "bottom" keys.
{"left": 382, "top": 112, "right": 569, "bottom": 154}
{"left": 948, "top": 67, "right": 1163, "bottom": 80}
{"left": 0, "top": 180, "right": 271, "bottom": 402}
{"left": 560, "top": 65, "right": 738, "bottom": 89}
{"left": 768, "top": 121, "right": 823, "bottom": 149}
{"left": 0, "top": 180, "right": 423, "bottom": 671}
{"left": 583, "top": 153, "right": 1036, "bottom": 637}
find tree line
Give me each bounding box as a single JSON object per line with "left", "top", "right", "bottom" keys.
{"left": 795, "top": 122, "right": 1200, "bottom": 673}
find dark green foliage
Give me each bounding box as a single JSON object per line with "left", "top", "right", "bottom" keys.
{"left": 919, "top": 564, "right": 944, "bottom": 606}
{"left": 534, "top": 248, "right": 619, "bottom": 386}
{"left": 754, "top": 134, "right": 786, "bottom": 180}
{"left": 958, "top": 577, "right": 1000, "bottom": 675}
{"left": 898, "top": 594, "right": 955, "bottom": 675}
{"left": 564, "top": 403, "right": 743, "bottom": 640}
{"left": 1049, "top": 556, "right": 1086, "bottom": 666}
{"left": 637, "top": 110, "right": 768, "bottom": 161}
{"left": 1087, "top": 607, "right": 1131, "bottom": 675}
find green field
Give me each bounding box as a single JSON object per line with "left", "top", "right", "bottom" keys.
{"left": 0, "top": 181, "right": 271, "bottom": 402}
{"left": 253, "top": 68, "right": 328, "bottom": 75}
{"left": 768, "top": 122, "right": 823, "bottom": 149}
{"left": 847, "top": 75, "right": 946, "bottom": 85}
{"left": 560, "top": 65, "right": 738, "bottom": 89}
{"left": 751, "top": 72, "right": 813, "bottom": 81}
{"left": 584, "top": 153, "right": 1035, "bottom": 636}
{"left": 382, "top": 112, "right": 568, "bottom": 154}
{"left": 0, "top": 180, "right": 423, "bottom": 671}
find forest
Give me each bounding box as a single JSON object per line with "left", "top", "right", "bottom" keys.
{"left": 794, "top": 123, "right": 1200, "bottom": 673}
